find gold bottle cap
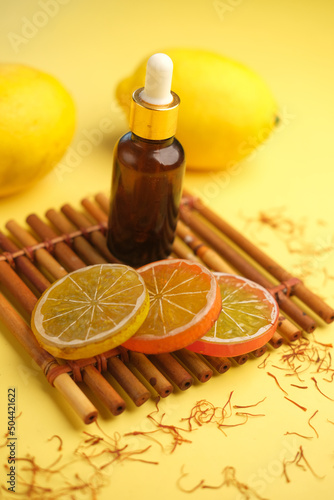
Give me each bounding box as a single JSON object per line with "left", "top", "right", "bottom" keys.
{"left": 129, "top": 88, "right": 180, "bottom": 140}
{"left": 129, "top": 53, "right": 180, "bottom": 140}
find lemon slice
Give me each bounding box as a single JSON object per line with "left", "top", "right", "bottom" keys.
{"left": 123, "top": 259, "right": 222, "bottom": 354}
{"left": 186, "top": 273, "right": 279, "bottom": 357}
{"left": 31, "top": 264, "right": 149, "bottom": 360}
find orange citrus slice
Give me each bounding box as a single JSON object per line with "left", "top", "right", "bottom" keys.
{"left": 186, "top": 273, "right": 279, "bottom": 357}
{"left": 31, "top": 264, "right": 150, "bottom": 360}
{"left": 123, "top": 259, "right": 222, "bottom": 354}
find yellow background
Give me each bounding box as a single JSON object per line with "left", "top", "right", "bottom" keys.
{"left": 1, "top": 1, "right": 334, "bottom": 499}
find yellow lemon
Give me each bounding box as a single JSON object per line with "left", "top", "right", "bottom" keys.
{"left": 0, "top": 64, "right": 75, "bottom": 197}
{"left": 116, "top": 48, "right": 278, "bottom": 171}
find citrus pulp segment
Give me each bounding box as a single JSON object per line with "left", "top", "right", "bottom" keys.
{"left": 186, "top": 273, "right": 279, "bottom": 357}
{"left": 122, "top": 259, "right": 222, "bottom": 354}
{"left": 31, "top": 264, "right": 150, "bottom": 359}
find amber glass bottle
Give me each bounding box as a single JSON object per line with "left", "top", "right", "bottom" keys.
{"left": 107, "top": 53, "right": 186, "bottom": 268}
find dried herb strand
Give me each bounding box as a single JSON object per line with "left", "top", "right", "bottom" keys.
{"left": 235, "top": 412, "right": 265, "bottom": 417}
{"left": 124, "top": 430, "right": 165, "bottom": 452}
{"left": 323, "top": 372, "right": 334, "bottom": 383}
{"left": 233, "top": 397, "right": 267, "bottom": 409}
{"left": 284, "top": 396, "right": 307, "bottom": 411}
{"left": 257, "top": 353, "right": 270, "bottom": 369}
{"left": 284, "top": 431, "right": 313, "bottom": 440}
{"left": 311, "top": 377, "right": 334, "bottom": 401}
{"left": 219, "top": 415, "right": 249, "bottom": 428}
{"left": 314, "top": 340, "right": 333, "bottom": 348}
{"left": 267, "top": 371, "right": 288, "bottom": 395}
{"left": 177, "top": 465, "right": 268, "bottom": 498}
{"left": 298, "top": 446, "right": 325, "bottom": 480}
{"left": 47, "top": 435, "right": 63, "bottom": 452}
{"left": 282, "top": 446, "right": 325, "bottom": 483}
{"left": 308, "top": 410, "right": 319, "bottom": 438}
{"left": 222, "top": 391, "right": 234, "bottom": 418}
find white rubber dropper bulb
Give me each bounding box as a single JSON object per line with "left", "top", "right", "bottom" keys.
{"left": 140, "top": 53, "right": 174, "bottom": 106}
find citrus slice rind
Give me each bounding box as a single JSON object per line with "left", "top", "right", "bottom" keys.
{"left": 123, "top": 259, "right": 222, "bottom": 354}
{"left": 31, "top": 264, "right": 150, "bottom": 360}
{"left": 186, "top": 273, "right": 279, "bottom": 357}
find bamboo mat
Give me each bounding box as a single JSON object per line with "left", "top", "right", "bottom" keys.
{"left": 0, "top": 191, "right": 332, "bottom": 425}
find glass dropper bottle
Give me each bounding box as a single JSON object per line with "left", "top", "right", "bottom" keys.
{"left": 107, "top": 53, "right": 186, "bottom": 268}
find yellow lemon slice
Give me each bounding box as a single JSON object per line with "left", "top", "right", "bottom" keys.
{"left": 187, "top": 273, "right": 279, "bottom": 357}
{"left": 123, "top": 259, "right": 222, "bottom": 354}
{"left": 31, "top": 264, "right": 149, "bottom": 360}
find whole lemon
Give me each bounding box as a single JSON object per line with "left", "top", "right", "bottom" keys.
{"left": 0, "top": 64, "right": 75, "bottom": 197}
{"left": 116, "top": 48, "right": 278, "bottom": 171}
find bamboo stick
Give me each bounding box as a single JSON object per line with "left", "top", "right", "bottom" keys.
{"left": 171, "top": 236, "right": 201, "bottom": 262}
{"left": 233, "top": 354, "right": 249, "bottom": 365}
{"left": 46, "top": 209, "right": 107, "bottom": 265}
{"left": 174, "top": 349, "right": 213, "bottom": 383}
{"left": 203, "top": 355, "right": 232, "bottom": 374}
{"left": 269, "top": 331, "right": 284, "bottom": 348}
{"left": 149, "top": 353, "right": 193, "bottom": 390}
{"left": 188, "top": 195, "right": 334, "bottom": 324}
{"left": 95, "top": 192, "right": 109, "bottom": 214}
{"left": 128, "top": 351, "right": 173, "bottom": 397}
{"left": 0, "top": 291, "right": 56, "bottom": 370}
{"left": 180, "top": 207, "right": 317, "bottom": 333}
{"left": 176, "top": 221, "right": 235, "bottom": 273}
{"left": 26, "top": 214, "right": 86, "bottom": 272}
{"left": 61, "top": 204, "right": 117, "bottom": 263}
{"left": 251, "top": 345, "right": 267, "bottom": 358}
{"left": 82, "top": 365, "right": 126, "bottom": 416}
{"left": 0, "top": 231, "right": 51, "bottom": 294}
{"left": 277, "top": 316, "right": 301, "bottom": 342}
{"left": 0, "top": 292, "right": 98, "bottom": 424}
{"left": 0, "top": 260, "right": 38, "bottom": 316}
{"left": 81, "top": 198, "right": 108, "bottom": 224}
{"left": 107, "top": 356, "right": 151, "bottom": 406}
{"left": 5, "top": 220, "right": 68, "bottom": 280}
{"left": 53, "top": 373, "right": 98, "bottom": 424}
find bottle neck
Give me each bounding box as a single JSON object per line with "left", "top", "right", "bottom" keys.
{"left": 131, "top": 132, "right": 174, "bottom": 147}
